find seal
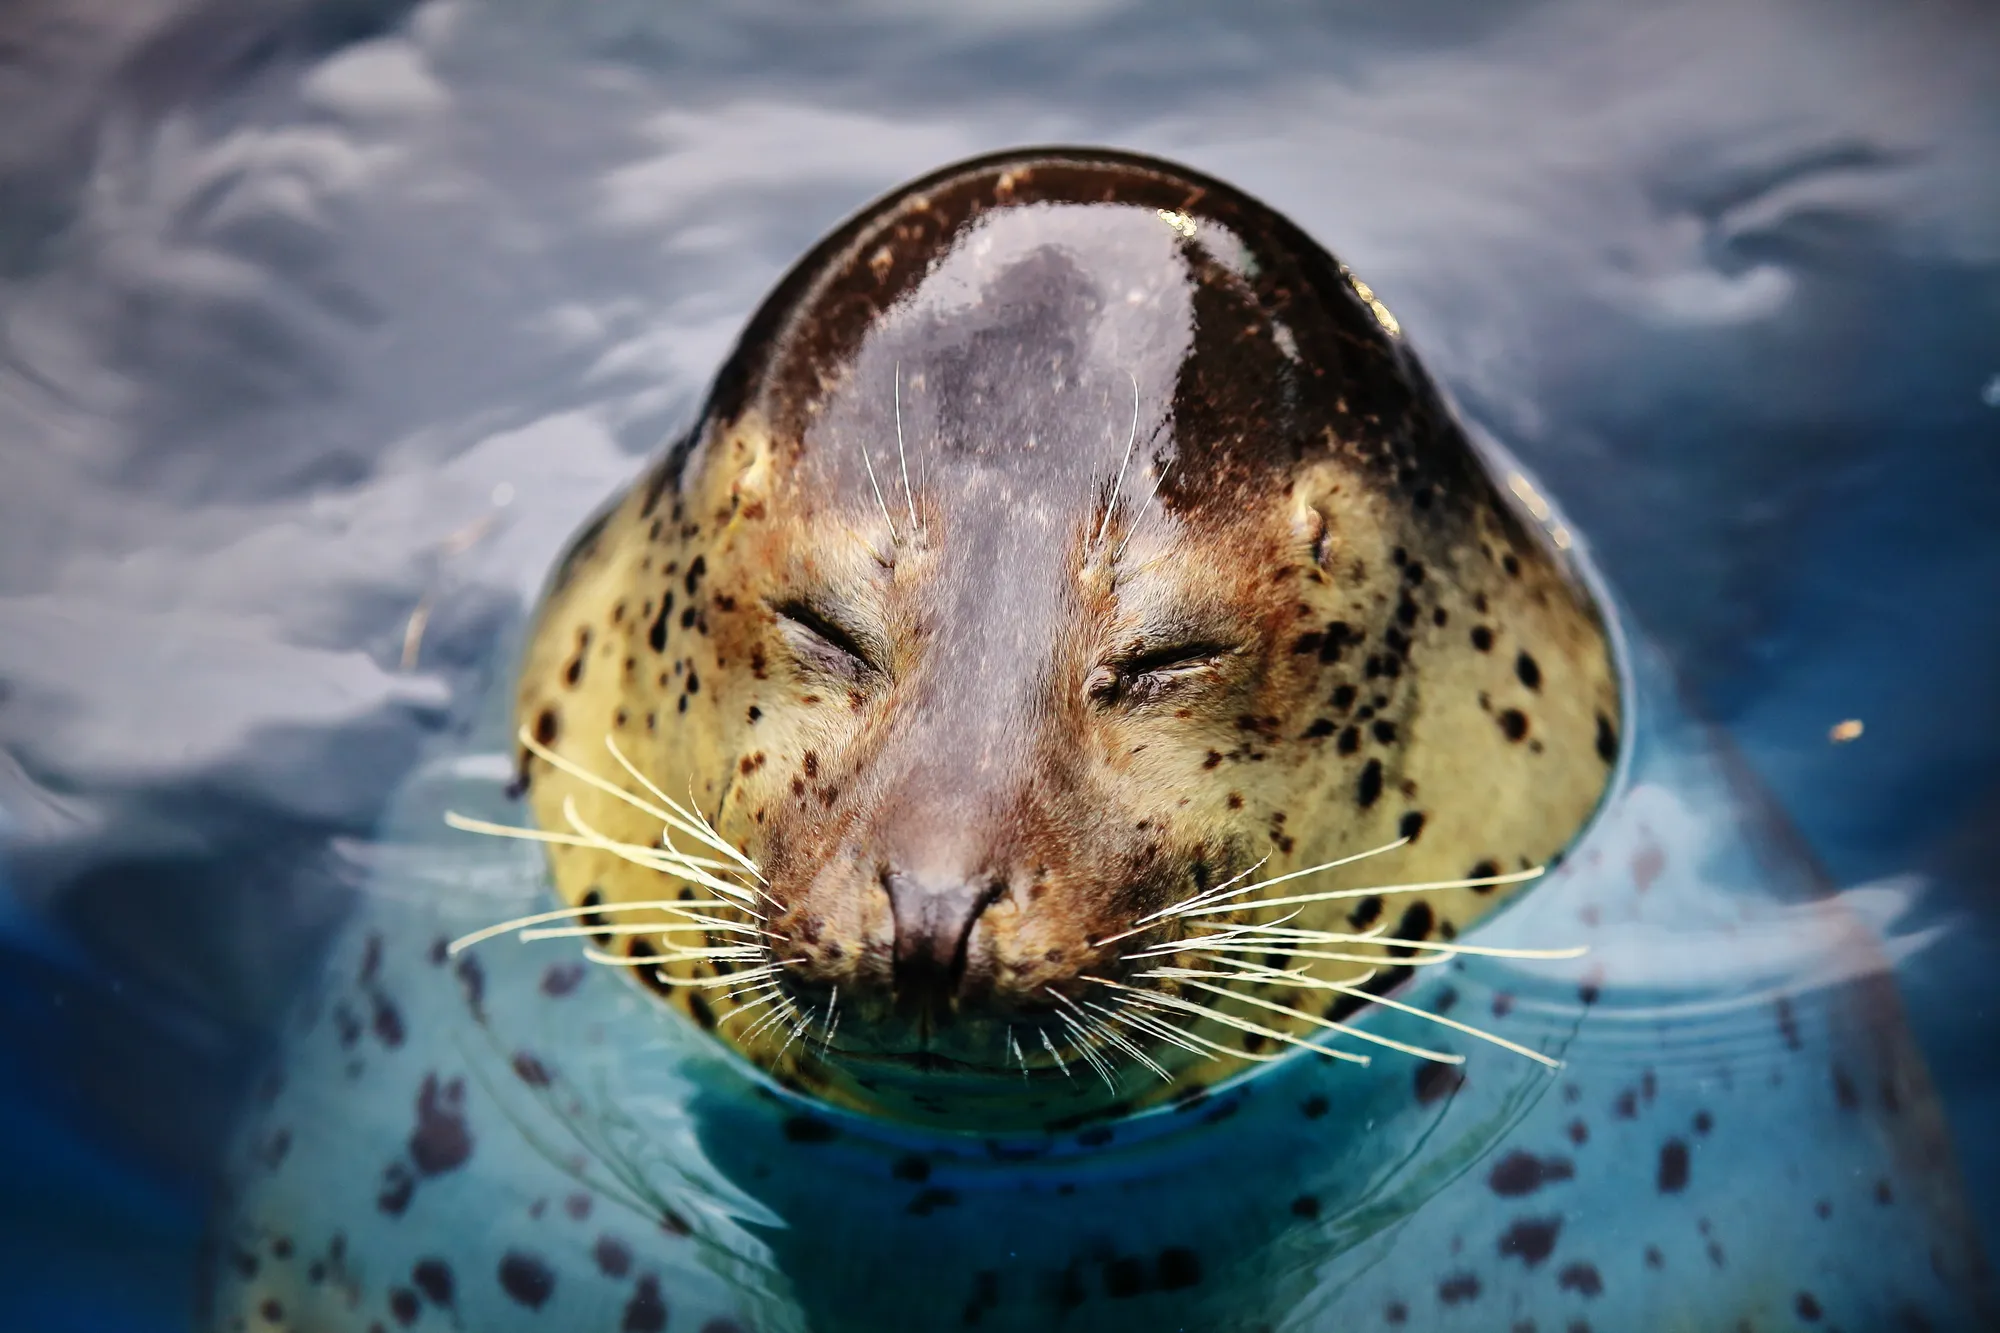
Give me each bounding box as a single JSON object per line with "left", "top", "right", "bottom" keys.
{"left": 204, "top": 149, "right": 1992, "bottom": 1333}
{"left": 502, "top": 147, "right": 1621, "bottom": 1127}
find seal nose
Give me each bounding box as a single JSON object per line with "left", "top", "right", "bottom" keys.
{"left": 883, "top": 871, "right": 1002, "bottom": 1006}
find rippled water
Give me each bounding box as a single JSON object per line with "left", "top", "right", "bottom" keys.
{"left": 2, "top": 1, "right": 1996, "bottom": 1328}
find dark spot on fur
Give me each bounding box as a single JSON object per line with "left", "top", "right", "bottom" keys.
{"left": 1498, "top": 708, "right": 1529, "bottom": 741}
{"left": 1558, "top": 1262, "right": 1603, "bottom": 1297}
{"left": 497, "top": 1252, "right": 554, "bottom": 1309}
{"left": 1595, "top": 713, "right": 1617, "bottom": 763}
{"left": 512, "top": 1048, "right": 552, "bottom": 1088}
{"left": 410, "top": 1074, "right": 472, "bottom": 1176}
{"left": 1357, "top": 758, "right": 1384, "bottom": 807}
{"left": 1398, "top": 810, "right": 1426, "bottom": 841}
{"left": 1471, "top": 626, "right": 1494, "bottom": 652}
{"left": 534, "top": 708, "right": 559, "bottom": 746}
{"left": 1438, "top": 1272, "right": 1481, "bottom": 1305}
{"left": 377, "top": 1163, "right": 415, "bottom": 1216}
{"left": 1304, "top": 718, "right": 1336, "bottom": 739}
{"left": 1330, "top": 683, "right": 1357, "bottom": 710}
{"left": 1498, "top": 1216, "right": 1561, "bottom": 1267}
{"left": 647, "top": 595, "right": 676, "bottom": 653}
{"left": 623, "top": 1276, "right": 668, "bottom": 1333}
{"left": 1372, "top": 719, "right": 1398, "bottom": 744}
{"left": 1338, "top": 725, "right": 1361, "bottom": 755}
{"left": 1389, "top": 901, "right": 1434, "bottom": 955}
{"left": 412, "top": 1259, "right": 454, "bottom": 1306}
{"left": 540, "top": 962, "right": 585, "bottom": 998}
{"left": 1348, "top": 894, "right": 1383, "bottom": 929}
{"left": 1488, "top": 1151, "right": 1575, "bottom": 1197}
{"left": 1415, "top": 1062, "right": 1466, "bottom": 1105}
{"left": 1657, "top": 1139, "right": 1690, "bottom": 1193}
{"left": 1292, "top": 631, "right": 1324, "bottom": 655}
{"left": 594, "top": 1236, "right": 633, "bottom": 1279}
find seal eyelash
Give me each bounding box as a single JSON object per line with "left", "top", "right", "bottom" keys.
{"left": 773, "top": 599, "right": 879, "bottom": 678}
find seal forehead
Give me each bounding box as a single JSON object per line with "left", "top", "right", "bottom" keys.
{"left": 703, "top": 149, "right": 1444, "bottom": 525}
{"left": 795, "top": 200, "right": 1196, "bottom": 522}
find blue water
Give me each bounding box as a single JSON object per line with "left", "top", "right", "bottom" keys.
{"left": 1, "top": 1, "right": 1996, "bottom": 1328}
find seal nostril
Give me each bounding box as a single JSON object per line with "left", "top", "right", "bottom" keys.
{"left": 883, "top": 871, "right": 1004, "bottom": 1007}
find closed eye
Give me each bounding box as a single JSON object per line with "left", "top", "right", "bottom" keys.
{"left": 1089, "top": 641, "right": 1236, "bottom": 706}
{"left": 773, "top": 599, "right": 879, "bottom": 679}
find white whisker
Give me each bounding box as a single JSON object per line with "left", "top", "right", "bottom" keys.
{"left": 1057, "top": 1011, "right": 1120, "bottom": 1090}
{"left": 448, "top": 897, "right": 743, "bottom": 955}
{"left": 1179, "top": 866, "right": 1545, "bottom": 919}
{"left": 1037, "top": 1028, "right": 1073, "bottom": 1079}
{"left": 819, "top": 986, "right": 840, "bottom": 1056}
{"left": 1048, "top": 987, "right": 1169, "bottom": 1081}
{"left": 1088, "top": 998, "right": 1215, "bottom": 1064}
{"left": 1101, "top": 991, "right": 1287, "bottom": 1065}
{"left": 560, "top": 797, "right": 765, "bottom": 916}
{"left": 602, "top": 735, "right": 766, "bottom": 882}
{"left": 1175, "top": 975, "right": 1461, "bottom": 1064}
{"left": 1183, "top": 935, "right": 1587, "bottom": 964}
{"left": 859, "top": 435, "right": 899, "bottom": 543}
{"left": 1159, "top": 837, "right": 1411, "bottom": 920}
{"left": 895, "top": 361, "right": 919, "bottom": 538}
{"left": 716, "top": 986, "right": 783, "bottom": 1028}
{"left": 1089, "top": 977, "right": 1370, "bottom": 1066}
{"left": 1298, "top": 973, "right": 1565, "bottom": 1069}
{"left": 1112, "top": 457, "right": 1172, "bottom": 564}
{"left": 1092, "top": 370, "right": 1142, "bottom": 549}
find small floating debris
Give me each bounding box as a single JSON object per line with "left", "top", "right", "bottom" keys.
{"left": 1829, "top": 719, "right": 1864, "bottom": 744}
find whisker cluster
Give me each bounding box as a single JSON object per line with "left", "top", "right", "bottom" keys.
{"left": 445, "top": 728, "right": 1582, "bottom": 1099}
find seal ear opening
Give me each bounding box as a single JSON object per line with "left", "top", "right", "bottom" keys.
{"left": 1289, "top": 459, "right": 1367, "bottom": 572}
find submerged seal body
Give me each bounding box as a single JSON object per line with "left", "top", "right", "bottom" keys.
{"left": 204, "top": 150, "right": 1990, "bottom": 1333}
{"left": 513, "top": 148, "right": 1619, "bottom": 1126}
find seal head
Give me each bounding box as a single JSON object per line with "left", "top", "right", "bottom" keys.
{"left": 513, "top": 148, "right": 1621, "bottom": 1128}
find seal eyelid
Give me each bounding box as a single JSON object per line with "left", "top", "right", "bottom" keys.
{"left": 772, "top": 598, "right": 881, "bottom": 675}
{"left": 1116, "top": 640, "right": 1238, "bottom": 678}
{"left": 1091, "top": 640, "right": 1239, "bottom": 707}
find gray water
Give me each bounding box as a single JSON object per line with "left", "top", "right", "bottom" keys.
{"left": 1, "top": 1, "right": 1996, "bottom": 1328}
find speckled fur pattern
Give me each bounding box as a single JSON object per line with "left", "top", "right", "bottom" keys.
{"left": 201, "top": 150, "right": 1992, "bottom": 1332}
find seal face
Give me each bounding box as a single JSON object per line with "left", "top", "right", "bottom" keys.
{"left": 511, "top": 148, "right": 1621, "bottom": 1127}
